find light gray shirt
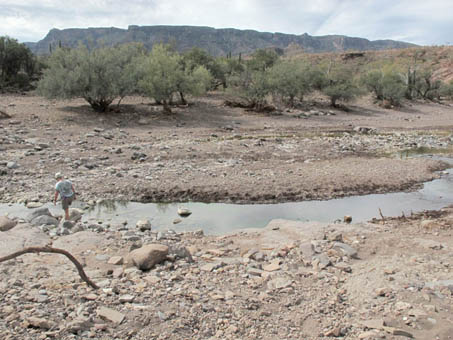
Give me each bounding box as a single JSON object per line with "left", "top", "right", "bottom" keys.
{"left": 55, "top": 180, "right": 74, "bottom": 198}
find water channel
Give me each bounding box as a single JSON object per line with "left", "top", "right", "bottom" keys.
{"left": 1, "top": 156, "right": 452, "bottom": 235}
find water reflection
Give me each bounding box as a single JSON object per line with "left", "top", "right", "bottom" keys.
{"left": 1, "top": 163, "right": 452, "bottom": 235}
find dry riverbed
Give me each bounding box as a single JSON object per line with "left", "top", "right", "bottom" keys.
{"left": 1, "top": 92, "right": 453, "bottom": 339}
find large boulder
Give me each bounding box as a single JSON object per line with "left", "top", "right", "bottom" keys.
{"left": 26, "top": 207, "right": 52, "bottom": 222}
{"left": 0, "top": 216, "right": 17, "bottom": 232}
{"left": 125, "top": 244, "right": 169, "bottom": 270}
{"left": 31, "top": 215, "right": 59, "bottom": 227}
{"left": 0, "top": 223, "right": 51, "bottom": 257}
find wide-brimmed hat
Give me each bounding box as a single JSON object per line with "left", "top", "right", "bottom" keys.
{"left": 55, "top": 172, "right": 63, "bottom": 180}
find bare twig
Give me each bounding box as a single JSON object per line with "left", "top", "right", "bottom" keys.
{"left": 0, "top": 246, "right": 99, "bottom": 290}
{"left": 379, "top": 208, "right": 386, "bottom": 221}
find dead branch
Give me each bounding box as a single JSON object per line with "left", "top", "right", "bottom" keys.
{"left": 0, "top": 246, "right": 99, "bottom": 290}
{"left": 379, "top": 208, "right": 386, "bottom": 221}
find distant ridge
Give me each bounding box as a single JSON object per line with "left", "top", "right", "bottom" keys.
{"left": 25, "top": 25, "right": 417, "bottom": 56}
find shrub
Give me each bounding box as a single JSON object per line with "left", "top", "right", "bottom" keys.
{"left": 38, "top": 43, "right": 144, "bottom": 112}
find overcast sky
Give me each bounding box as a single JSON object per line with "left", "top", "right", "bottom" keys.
{"left": 1, "top": 0, "right": 452, "bottom": 45}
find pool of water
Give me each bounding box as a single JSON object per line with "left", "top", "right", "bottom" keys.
{"left": 1, "top": 164, "right": 452, "bottom": 235}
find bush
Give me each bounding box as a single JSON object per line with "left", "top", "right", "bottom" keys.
{"left": 37, "top": 43, "right": 144, "bottom": 112}
{"left": 268, "top": 60, "right": 310, "bottom": 107}
{"left": 323, "top": 65, "right": 362, "bottom": 108}
{"left": 140, "top": 44, "right": 212, "bottom": 112}
{"left": 362, "top": 70, "right": 406, "bottom": 106}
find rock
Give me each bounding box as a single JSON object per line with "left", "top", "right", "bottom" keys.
{"left": 201, "top": 262, "right": 225, "bottom": 272}
{"left": 65, "top": 318, "right": 92, "bottom": 334}
{"left": 119, "top": 294, "right": 135, "bottom": 303}
{"left": 31, "top": 215, "right": 59, "bottom": 227}
{"left": 324, "top": 327, "right": 342, "bottom": 337}
{"left": 26, "top": 202, "right": 43, "bottom": 209}
{"left": 177, "top": 207, "right": 192, "bottom": 217}
{"left": 136, "top": 219, "right": 151, "bottom": 231}
{"left": 267, "top": 277, "right": 293, "bottom": 290}
{"left": 263, "top": 259, "right": 280, "bottom": 272}
{"left": 27, "top": 317, "right": 54, "bottom": 330}
{"left": 6, "top": 161, "right": 19, "bottom": 169}
{"left": 125, "top": 244, "right": 169, "bottom": 270}
{"left": 312, "top": 253, "right": 331, "bottom": 269}
{"left": 97, "top": 307, "right": 125, "bottom": 324}
{"left": 358, "top": 331, "right": 379, "bottom": 339}
{"left": 68, "top": 208, "right": 83, "bottom": 222}
{"left": 60, "top": 220, "right": 75, "bottom": 229}
{"left": 108, "top": 256, "right": 124, "bottom": 265}
{"left": 300, "top": 242, "right": 315, "bottom": 264}
{"left": 0, "top": 216, "right": 17, "bottom": 232}
{"left": 168, "top": 245, "right": 194, "bottom": 262}
{"left": 327, "top": 231, "right": 343, "bottom": 242}
{"left": 333, "top": 242, "right": 358, "bottom": 258}
{"left": 26, "top": 207, "right": 52, "bottom": 222}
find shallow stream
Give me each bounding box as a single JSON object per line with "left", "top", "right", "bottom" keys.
{"left": 1, "top": 156, "right": 452, "bottom": 235}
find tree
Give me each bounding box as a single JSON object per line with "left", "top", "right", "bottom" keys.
{"left": 268, "top": 60, "right": 310, "bottom": 107}
{"left": 0, "top": 36, "right": 38, "bottom": 90}
{"left": 37, "top": 43, "right": 144, "bottom": 112}
{"left": 140, "top": 44, "right": 212, "bottom": 112}
{"left": 361, "top": 69, "right": 406, "bottom": 106}
{"left": 322, "top": 65, "right": 362, "bottom": 108}
{"left": 247, "top": 49, "right": 279, "bottom": 72}
{"left": 228, "top": 67, "right": 272, "bottom": 110}
{"left": 440, "top": 80, "right": 453, "bottom": 100}
{"left": 413, "top": 68, "right": 442, "bottom": 100}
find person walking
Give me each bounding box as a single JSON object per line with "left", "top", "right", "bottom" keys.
{"left": 54, "top": 172, "right": 76, "bottom": 220}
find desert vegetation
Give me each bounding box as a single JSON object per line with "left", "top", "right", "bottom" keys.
{"left": 2, "top": 34, "right": 453, "bottom": 113}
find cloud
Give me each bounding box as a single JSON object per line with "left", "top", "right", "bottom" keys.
{"left": 0, "top": 0, "right": 452, "bottom": 45}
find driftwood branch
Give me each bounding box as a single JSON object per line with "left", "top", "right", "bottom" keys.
{"left": 0, "top": 246, "right": 99, "bottom": 290}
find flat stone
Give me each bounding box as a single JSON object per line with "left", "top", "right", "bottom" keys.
{"left": 26, "top": 202, "right": 43, "bottom": 209}
{"left": 119, "top": 294, "right": 135, "bottom": 303}
{"left": 267, "top": 277, "right": 293, "bottom": 290}
{"left": 97, "top": 307, "right": 125, "bottom": 324}
{"left": 263, "top": 260, "right": 280, "bottom": 272}
{"left": 108, "top": 256, "right": 124, "bottom": 265}
{"left": 333, "top": 242, "right": 358, "bottom": 258}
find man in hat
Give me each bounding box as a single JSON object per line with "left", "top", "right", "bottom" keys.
{"left": 54, "top": 172, "right": 76, "bottom": 220}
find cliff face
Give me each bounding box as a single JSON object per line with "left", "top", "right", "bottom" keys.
{"left": 25, "top": 25, "right": 416, "bottom": 56}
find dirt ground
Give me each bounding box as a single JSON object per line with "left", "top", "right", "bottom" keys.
{"left": 1, "top": 92, "right": 453, "bottom": 339}
{"left": 0, "top": 92, "right": 452, "bottom": 204}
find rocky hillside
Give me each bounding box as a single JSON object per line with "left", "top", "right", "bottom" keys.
{"left": 25, "top": 25, "right": 416, "bottom": 56}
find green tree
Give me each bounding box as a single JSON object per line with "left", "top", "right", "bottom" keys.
{"left": 413, "top": 68, "right": 442, "bottom": 100}
{"left": 140, "top": 44, "right": 212, "bottom": 112}
{"left": 228, "top": 67, "right": 272, "bottom": 110}
{"left": 268, "top": 60, "right": 310, "bottom": 107}
{"left": 247, "top": 49, "right": 279, "bottom": 72}
{"left": 38, "top": 44, "right": 144, "bottom": 112}
{"left": 0, "top": 36, "right": 37, "bottom": 90}
{"left": 361, "top": 69, "right": 406, "bottom": 106}
{"left": 440, "top": 80, "right": 453, "bottom": 100}
{"left": 322, "top": 65, "right": 362, "bottom": 108}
